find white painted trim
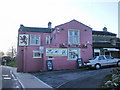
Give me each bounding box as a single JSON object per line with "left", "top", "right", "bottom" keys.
{"left": 103, "top": 48, "right": 120, "bottom": 51}
{"left": 94, "top": 49, "right": 100, "bottom": 53}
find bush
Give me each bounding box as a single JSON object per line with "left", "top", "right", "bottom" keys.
{"left": 102, "top": 68, "right": 120, "bottom": 88}
{"left": 7, "top": 60, "right": 17, "bottom": 67}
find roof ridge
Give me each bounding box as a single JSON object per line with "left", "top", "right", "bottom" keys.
{"left": 55, "top": 19, "right": 92, "bottom": 29}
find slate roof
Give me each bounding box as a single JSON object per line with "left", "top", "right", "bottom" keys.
{"left": 19, "top": 24, "right": 54, "bottom": 33}
{"left": 92, "top": 30, "right": 116, "bottom": 36}
{"left": 93, "top": 41, "right": 120, "bottom": 49}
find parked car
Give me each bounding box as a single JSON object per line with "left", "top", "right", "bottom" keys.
{"left": 84, "top": 55, "right": 120, "bottom": 69}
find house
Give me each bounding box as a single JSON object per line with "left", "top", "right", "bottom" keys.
{"left": 16, "top": 20, "right": 93, "bottom": 72}
{"left": 93, "top": 27, "right": 120, "bottom": 58}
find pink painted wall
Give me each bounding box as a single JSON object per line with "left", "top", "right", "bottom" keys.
{"left": 17, "top": 20, "right": 93, "bottom": 72}
{"left": 47, "top": 20, "right": 93, "bottom": 70}
{"left": 17, "top": 32, "right": 51, "bottom": 72}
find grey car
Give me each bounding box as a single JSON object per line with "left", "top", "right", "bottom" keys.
{"left": 84, "top": 55, "right": 120, "bottom": 69}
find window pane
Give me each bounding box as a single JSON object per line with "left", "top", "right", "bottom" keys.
{"left": 74, "top": 36, "right": 78, "bottom": 44}
{"left": 31, "top": 35, "right": 35, "bottom": 39}
{"left": 74, "top": 31, "right": 78, "bottom": 36}
{"left": 68, "top": 30, "right": 79, "bottom": 44}
{"left": 36, "top": 35, "right": 40, "bottom": 44}
{"left": 33, "top": 51, "right": 41, "bottom": 58}
{"left": 46, "top": 36, "right": 50, "bottom": 44}
{"left": 30, "top": 35, "right": 40, "bottom": 45}
{"left": 35, "top": 52, "right": 40, "bottom": 57}
{"left": 69, "top": 36, "right": 73, "bottom": 44}
{"left": 98, "top": 56, "right": 105, "bottom": 60}
{"left": 30, "top": 35, "right": 35, "bottom": 44}
{"left": 69, "top": 31, "right": 73, "bottom": 36}
{"left": 105, "top": 55, "right": 112, "bottom": 59}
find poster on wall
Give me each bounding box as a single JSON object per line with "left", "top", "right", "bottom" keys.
{"left": 46, "top": 48, "right": 67, "bottom": 56}
{"left": 39, "top": 46, "right": 44, "bottom": 53}
{"left": 19, "top": 34, "right": 29, "bottom": 46}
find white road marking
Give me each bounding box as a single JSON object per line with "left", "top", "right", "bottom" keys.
{"left": 3, "top": 77, "right": 11, "bottom": 80}
{"left": 10, "top": 70, "right": 16, "bottom": 79}
{"left": 2, "top": 75, "right": 9, "bottom": 77}
{"left": 32, "top": 75, "right": 53, "bottom": 88}
{"left": 16, "top": 86, "right": 19, "bottom": 88}
{"left": 15, "top": 75, "right": 25, "bottom": 89}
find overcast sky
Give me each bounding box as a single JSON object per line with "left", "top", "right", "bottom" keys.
{"left": 0, "top": 0, "right": 119, "bottom": 53}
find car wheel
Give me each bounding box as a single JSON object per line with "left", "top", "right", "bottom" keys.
{"left": 95, "top": 64, "right": 101, "bottom": 69}
{"left": 117, "top": 61, "right": 120, "bottom": 67}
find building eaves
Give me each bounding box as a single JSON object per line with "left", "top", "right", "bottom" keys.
{"left": 93, "top": 41, "right": 120, "bottom": 48}
{"left": 19, "top": 25, "right": 54, "bottom": 33}
{"left": 92, "top": 30, "right": 116, "bottom": 36}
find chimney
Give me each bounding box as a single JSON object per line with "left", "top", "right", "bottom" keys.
{"left": 20, "top": 24, "right": 24, "bottom": 27}
{"left": 103, "top": 27, "right": 107, "bottom": 32}
{"left": 48, "top": 22, "right": 52, "bottom": 29}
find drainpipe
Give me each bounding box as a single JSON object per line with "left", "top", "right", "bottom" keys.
{"left": 23, "top": 46, "right": 27, "bottom": 72}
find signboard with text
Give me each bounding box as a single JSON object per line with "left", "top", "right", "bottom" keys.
{"left": 46, "top": 48, "right": 67, "bottom": 56}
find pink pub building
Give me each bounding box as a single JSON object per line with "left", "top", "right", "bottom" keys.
{"left": 16, "top": 20, "right": 93, "bottom": 72}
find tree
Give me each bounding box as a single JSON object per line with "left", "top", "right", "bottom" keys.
{"left": 6, "top": 46, "right": 16, "bottom": 58}
{"left": 0, "top": 51, "right": 4, "bottom": 58}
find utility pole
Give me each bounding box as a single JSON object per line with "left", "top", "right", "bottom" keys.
{"left": 11, "top": 46, "right": 14, "bottom": 58}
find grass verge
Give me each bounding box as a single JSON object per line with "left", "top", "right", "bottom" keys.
{"left": 7, "top": 60, "right": 17, "bottom": 67}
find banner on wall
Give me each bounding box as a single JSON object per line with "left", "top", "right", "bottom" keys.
{"left": 19, "top": 34, "right": 29, "bottom": 46}
{"left": 46, "top": 48, "right": 67, "bottom": 56}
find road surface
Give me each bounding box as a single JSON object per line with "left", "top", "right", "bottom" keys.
{"left": 2, "top": 66, "right": 23, "bottom": 89}
{"left": 32, "top": 67, "right": 120, "bottom": 88}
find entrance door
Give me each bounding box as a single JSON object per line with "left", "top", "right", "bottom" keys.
{"left": 105, "top": 52, "right": 110, "bottom": 55}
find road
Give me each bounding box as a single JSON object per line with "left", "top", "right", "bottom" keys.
{"left": 1, "top": 66, "right": 23, "bottom": 89}
{"left": 58, "top": 67, "right": 120, "bottom": 88}
{"left": 32, "top": 66, "right": 120, "bottom": 88}
{"left": 58, "top": 68, "right": 111, "bottom": 88}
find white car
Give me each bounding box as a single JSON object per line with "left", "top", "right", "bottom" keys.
{"left": 84, "top": 55, "right": 120, "bottom": 69}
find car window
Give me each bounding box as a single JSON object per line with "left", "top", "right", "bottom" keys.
{"left": 89, "top": 56, "right": 97, "bottom": 60}
{"left": 105, "top": 55, "right": 113, "bottom": 59}
{"left": 92, "top": 56, "right": 97, "bottom": 60}
{"left": 98, "top": 56, "right": 105, "bottom": 60}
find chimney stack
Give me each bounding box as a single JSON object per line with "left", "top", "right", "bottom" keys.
{"left": 103, "top": 27, "right": 107, "bottom": 32}
{"left": 48, "top": 22, "right": 52, "bottom": 29}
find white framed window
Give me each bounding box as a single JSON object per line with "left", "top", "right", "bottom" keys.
{"left": 68, "top": 48, "right": 80, "bottom": 60}
{"left": 68, "top": 29, "right": 80, "bottom": 44}
{"left": 46, "top": 35, "right": 50, "bottom": 45}
{"left": 33, "top": 51, "right": 42, "bottom": 58}
{"left": 30, "top": 35, "right": 40, "bottom": 45}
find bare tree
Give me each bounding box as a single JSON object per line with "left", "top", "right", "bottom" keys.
{"left": 6, "top": 46, "right": 16, "bottom": 58}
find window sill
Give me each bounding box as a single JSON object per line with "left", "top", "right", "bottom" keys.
{"left": 30, "top": 44, "right": 40, "bottom": 46}
{"left": 67, "top": 59, "right": 77, "bottom": 60}
{"left": 33, "top": 57, "right": 42, "bottom": 58}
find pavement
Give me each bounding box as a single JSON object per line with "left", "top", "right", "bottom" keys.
{"left": 2, "top": 66, "right": 52, "bottom": 89}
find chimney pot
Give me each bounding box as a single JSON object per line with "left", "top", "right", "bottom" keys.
{"left": 103, "top": 27, "right": 107, "bottom": 32}
{"left": 48, "top": 22, "right": 52, "bottom": 29}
